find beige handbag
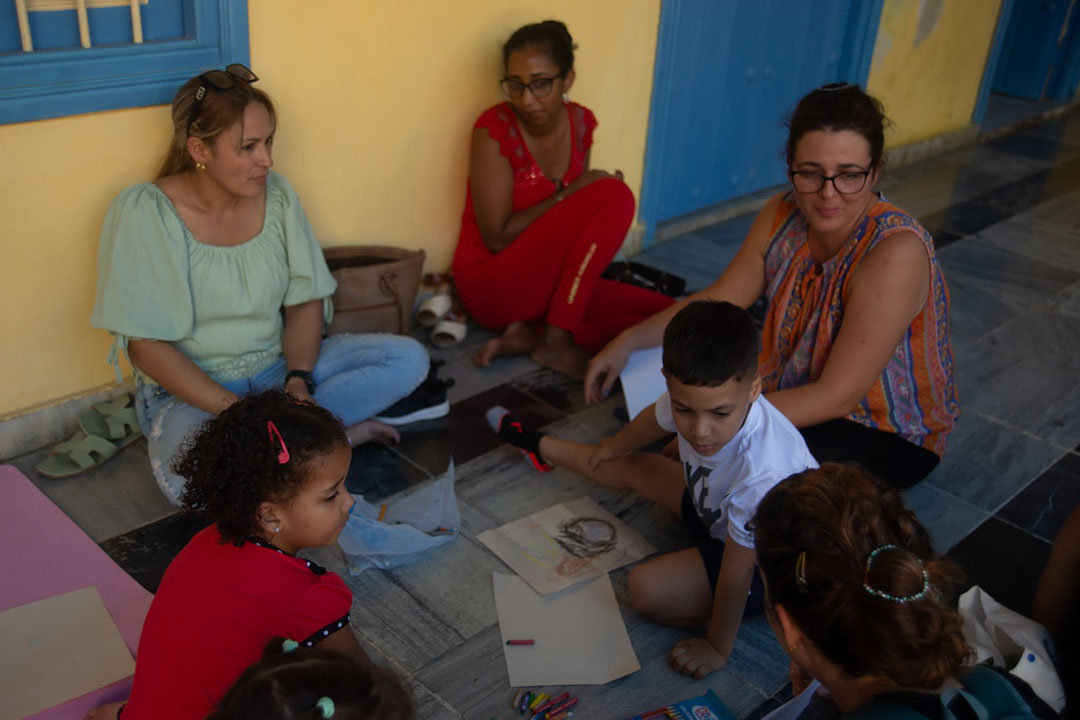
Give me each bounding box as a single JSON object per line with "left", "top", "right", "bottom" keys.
{"left": 323, "top": 246, "right": 426, "bottom": 336}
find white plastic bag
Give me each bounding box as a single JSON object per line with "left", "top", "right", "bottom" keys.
{"left": 958, "top": 585, "right": 1065, "bottom": 712}
{"left": 337, "top": 461, "right": 460, "bottom": 574}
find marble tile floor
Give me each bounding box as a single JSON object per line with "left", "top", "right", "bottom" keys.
{"left": 9, "top": 107, "right": 1080, "bottom": 718}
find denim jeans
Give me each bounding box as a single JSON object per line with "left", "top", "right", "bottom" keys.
{"left": 135, "top": 333, "right": 428, "bottom": 505}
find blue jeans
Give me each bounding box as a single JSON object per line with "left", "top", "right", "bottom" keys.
{"left": 135, "top": 333, "right": 429, "bottom": 505}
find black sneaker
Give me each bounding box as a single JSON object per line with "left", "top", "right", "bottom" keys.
{"left": 373, "top": 360, "right": 453, "bottom": 426}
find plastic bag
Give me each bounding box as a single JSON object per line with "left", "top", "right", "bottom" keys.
{"left": 959, "top": 585, "right": 1066, "bottom": 712}
{"left": 337, "top": 461, "right": 460, "bottom": 574}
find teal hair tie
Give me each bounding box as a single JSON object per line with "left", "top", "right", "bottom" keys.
{"left": 281, "top": 639, "right": 299, "bottom": 653}
{"left": 862, "top": 544, "right": 931, "bottom": 603}
{"left": 316, "top": 697, "right": 335, "bottom": 718}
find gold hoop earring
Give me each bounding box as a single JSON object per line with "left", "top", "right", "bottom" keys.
{"left": 195, "top": 162, "right": 206, "bottom": 171}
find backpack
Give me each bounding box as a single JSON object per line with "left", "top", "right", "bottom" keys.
{"left": 846, "top": 666, "right": 1039, "bottom": 720}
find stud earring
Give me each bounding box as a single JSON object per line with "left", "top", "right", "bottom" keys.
{"left": 274, "top": 527, "right": 281, "bottom": 534}
{"left": 195, "top": 162, "right": 206, "bottom": 171}
{"left": 789, "top": 643, "right": 799, "bottom": 653}
{"left": 562, "top": 92, "right": 570, "bottom": 103}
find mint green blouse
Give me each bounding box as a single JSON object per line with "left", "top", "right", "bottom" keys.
{"left": 91, "top": 172, "right": 336, "bottom": 384}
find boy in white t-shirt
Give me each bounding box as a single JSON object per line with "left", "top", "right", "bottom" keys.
{"left": 487, "top": 301, "right": 817, "bottom": 679}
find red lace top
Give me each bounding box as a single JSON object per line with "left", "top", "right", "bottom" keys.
{"left": 454, "top": 101, "right": 597, "bottom": 268}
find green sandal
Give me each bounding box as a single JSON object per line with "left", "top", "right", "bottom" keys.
{"left": 78, "top": 394, "right": 142, "bottom": 447}
{"left": 36, "top": 430, "right": 125, "bottom": 479}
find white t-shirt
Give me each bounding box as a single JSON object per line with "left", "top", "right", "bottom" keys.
{"left": 655, "top": 393, "right": 817, "bottom": 547}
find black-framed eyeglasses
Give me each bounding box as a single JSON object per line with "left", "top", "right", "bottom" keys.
{"left": 789, "top": 170, "right": 871, "bottom": 195}
{"left": 500, "top": 74, "right": 564, "bottom": 100}
{"left": 186, "top": 63, "right": 259, "bottom": 135}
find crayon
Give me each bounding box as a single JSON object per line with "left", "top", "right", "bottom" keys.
{"left": 506, "top": 639, "right": 535, "bottom": 646}
{"left": 377, "top": 504, "right": 387, "bottom": 521}
{"left": 530, "top": 693, "right": 548, "bottom": 709}
{"left": 511, "top": 690, "right": 523, "bottom": 711}
{"left": 545, "top": 697, "right": 579, "bottom": 717}
{"left": 535, "top": 692, "right": 568, "bottom": 714}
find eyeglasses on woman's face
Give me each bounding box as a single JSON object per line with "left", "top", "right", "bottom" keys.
{"left": 187, "top": 63, "right": 259, "bottom": 134}
{"left": 789, "top": 169, "right": 871, "bottom": 195}
{"left": 500, "top": 74, "right": 564, "bottom": 100}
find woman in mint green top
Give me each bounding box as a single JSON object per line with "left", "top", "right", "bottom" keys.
{"left": 91, "top": 66, "right": 430, "bottom": 505}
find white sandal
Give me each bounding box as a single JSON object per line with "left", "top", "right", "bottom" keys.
{"left": 416, "top": 274, "right": 454, "bottom": 327}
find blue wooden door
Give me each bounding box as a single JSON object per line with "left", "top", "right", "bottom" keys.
{"left": 992, "top": 0, "right": 1075, "bottom": 100}
{"left": 639, "top": 0, "right": 882, "bottom": 237}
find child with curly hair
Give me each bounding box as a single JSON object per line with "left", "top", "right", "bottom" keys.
{"left": 208, "top": 637, "right": 413, "bottom": 720}
{"left": 87, "top": 390, "right": 379, "bottom": 720}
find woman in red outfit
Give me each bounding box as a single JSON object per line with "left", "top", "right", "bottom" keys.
{"left": 453, "top": 20, "right": 673, "bottom": 378}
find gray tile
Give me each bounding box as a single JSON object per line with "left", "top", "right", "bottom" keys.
{"left": 303, "top": 545, "right": 467, "bottom": 674}
{"left": 9, "top": 440, "right": 177, "bottom": 543}
{"left": 903, "top": 482, "right": 989, "bottom": 552}
{"left": 1046, "top": 281, "right": 1080, "bottom": 318}
{"left": 380, "top": 533, "right": 507, "bottom": 640}
{"left": 946, "top": 143, "right": 1055, "bottom": 181}
{"left": 926, "top": 412, "right": 1062, "bottom": 513}
{"left": 976, "top": 212, "right": 1080, "bottom": 273}
{"left": 938, "top": 263, "right": 1027, "bottom": 345}
{"left": 723, "top": 615, "right": 792, "bottom": 696}
{"left": 411, "top": 682, "right": 462, "bottom": 720}
{"left": 937, "top": 239, "right": 1079, "bottom": 309}
{"left": 1024, "top": 188, "right": 1080, "bottom": 234}
{"left": 881, "top": 163, "right": 1007, "bottom": 218}
{"left": 954, "top": 311, "right": 1080, "bottom": 448}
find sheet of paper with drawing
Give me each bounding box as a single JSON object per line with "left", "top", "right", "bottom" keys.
{"left": 478, "top": 497, "right": 657, "bottom": 595}
{"left": 619, "top": 345, "right": 665, "bottom": 420}
{"left": 0, "top": 586, "right": 136, "bottom": 720}
{"left": 493, "top": 572, "right": 641, "bottom": 686}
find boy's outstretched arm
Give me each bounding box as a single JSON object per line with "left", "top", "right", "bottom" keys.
{"left": 587, "top": 401, "right": 670, "bottom": 469}
{"left": 668, "top": 536, "right": 756, "bottom": 679}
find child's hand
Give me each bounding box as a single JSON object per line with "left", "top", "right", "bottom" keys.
{"left": 587, "top": 437, "right": 625, "bottom": 470}
{"left": 667, "top": 636, "right": 728, "bottom": 679}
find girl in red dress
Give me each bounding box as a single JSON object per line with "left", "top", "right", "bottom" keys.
{"left": 453, "top": 20, "right": 673, "bottom": 379}
{"left": 87, "top": 391, "right": 381, "bottom": 720}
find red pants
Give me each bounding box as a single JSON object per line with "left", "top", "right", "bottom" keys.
{"left": 454, "top": 179, "right": 673, "bottom": 353}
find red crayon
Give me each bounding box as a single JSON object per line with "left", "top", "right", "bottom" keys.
{"left": 534, "top": 692, "right": 568, "bottom": 715}
{"left": 506, "top": 638, "right": 535, "bottom": 646}
{"left": 545, "top": 696, "right": 579, "bottom": 718}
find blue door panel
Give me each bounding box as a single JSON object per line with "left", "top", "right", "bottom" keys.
{"left": 992, "top": 0, "right": 1072, "bottom": 100}
{"left": 644, "top": 0, "right": 862, "bottom": 226}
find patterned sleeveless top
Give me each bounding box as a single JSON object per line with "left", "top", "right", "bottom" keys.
{"left": 454, "top": 101, "right": 597, "bottom": 268}
{"left": 758, "top": 192, "right": 960, "bottom": 458}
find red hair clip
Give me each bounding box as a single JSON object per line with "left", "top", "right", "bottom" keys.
{"left": 267, "top": 421, "right": 290, "bottom": 464}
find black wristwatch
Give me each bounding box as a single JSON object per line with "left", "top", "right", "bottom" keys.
{"left": 284, "top": 369, "right": 315, "bottom": 395}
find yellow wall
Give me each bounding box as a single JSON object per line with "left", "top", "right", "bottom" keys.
{"left": 0, "top": 0, "right": 661, "bottom": 418}
{"left": 867, "top": 0, "right": 1003, "bottom": 146}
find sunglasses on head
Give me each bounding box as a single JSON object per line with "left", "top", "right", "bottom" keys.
{"left": 186, "top": 63, "right": 259, "bottom": 135}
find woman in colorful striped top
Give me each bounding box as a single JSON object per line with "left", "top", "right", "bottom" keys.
{"left": 585, "top": 84, "right": 959, "bottom": 488}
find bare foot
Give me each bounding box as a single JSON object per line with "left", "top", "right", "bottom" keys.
{"left": 347, "top": 419, "right": 401, "bottom": 446}
{"left": 473, "top": 321, "right": 538, "bottom": 367}
{"left": 530, "top": 325, "right": 589, "bottom": 380}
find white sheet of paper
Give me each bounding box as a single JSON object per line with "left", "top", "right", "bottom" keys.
{"left": 493, "top": 571, "right": 640, "bottom": 686}
{"left": 759, "top": 680, "right": 823, "bottom": 720}
{"left": 0, "top": 587, "right": 136, "bottom": 720}
{"left": 477, "top": 497, "right": 656, "bottom": 595}
{"left": 619, "top": 346, "right": 665, "bottom": 420}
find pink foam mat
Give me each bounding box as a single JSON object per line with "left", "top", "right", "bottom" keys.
{"left": 1, "top": 464, "right": 153, "bottom": 719}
